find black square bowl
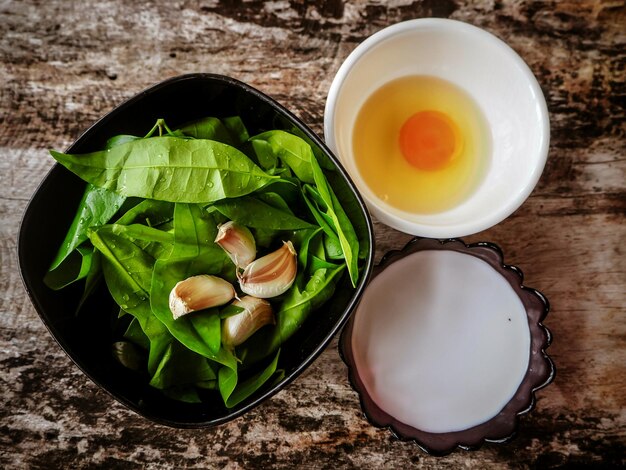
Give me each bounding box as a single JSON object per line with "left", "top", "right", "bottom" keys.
{"left": 18, "top": 73, "right": 375, "bottom": 427}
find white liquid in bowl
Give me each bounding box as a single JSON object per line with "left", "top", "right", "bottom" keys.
{"left": 352, "top": 250, "right": 530, "bottom": 433}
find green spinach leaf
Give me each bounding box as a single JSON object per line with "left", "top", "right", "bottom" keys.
{"left": 250, "top": 138, "right": 277, "bottom": 170}
{"left": 162, "top": 386, "right": 202, "bottom": 403}
{"left": 150, "top": 341, "right": 218, "bottom": 390}
{"left": 44, "top": 245, "right": 95, "bottom": 290}
{"left": 259, "top": 177, "right": 306, "bottom": 214}
{"left": 115, "top": 199, "right": 174, "bottom": 227}
{"left": 255, "top": 192, "right": 293, "bottom": 214}
{"left": 327, "top": 171, "right": 371, "bottom": 260}
{"left": 48, "top": 183, "right": 126, "bottom": 271}
{"left": 178, "top": 117, "right": 237, "bottom": 146}
{"left": 301, "top": 186, "right": 342, "bottom": 256}
{"left": 47, "top": 127, "right": 140, "bottom": 273}
{"left": 106, "top": 223, "right": 174, "bottom": 260}
{"left": 88, "top": 225, "right": 173, "bottom": 375}
{"left": 50, "top": 136, "right": 277, "bottom": 203}
{"left": 219, "top": 349, "right": 280, "bottom": 408}
{"left": 249, "top": 130, "right": 315, "bottom": 183}
{"left": 212, "top": 196, "right": 314, "bottom": 230}
{"left": 287, "top": 126, "right": 335, "bottom": 170}
{"left": 293, "top": 227, "right": 322, "bottom": 274}
{"left": 222, "top": 116, "right": 249, "bottom": 145}
{"left": 124, "top": 317, "right": 151, "bottom": 350}
{"left": 309, "top": 156, "right": 360, "bottom": 286}
{"left": 75, "top": 248, "right": 102, "bottom": 314}
{"left": 105, "top": 135, "right": 140, "bottom": 148}
{"left": 276, "top": 264, "right": 346, "bottom": 344}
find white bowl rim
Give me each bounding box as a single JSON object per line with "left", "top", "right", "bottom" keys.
{"left": 324, "top": 18, "right": 550, "bottom": 238}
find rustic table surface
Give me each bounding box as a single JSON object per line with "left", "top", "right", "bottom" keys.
{"left": 1, "top": 0, "right": 624, "bottom": 468}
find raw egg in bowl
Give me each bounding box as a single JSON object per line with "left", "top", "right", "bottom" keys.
{"left": 325, "top": 19, "right": 550, "bottom": 237}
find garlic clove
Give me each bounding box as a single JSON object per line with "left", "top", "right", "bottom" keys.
{"left": 215, "top": 221, "right": 256, "bottom": 268}
{"left": 238, "top": 241, "right": 297, "bottom": 298}
{"left": 222, "top": 296, "right": 275, "bottom": 348}
{"left": 111, "top": 341, "right": 144, "bottom": 371}
{"left": 169, "top": 274, "right": 235, "bottom": 319}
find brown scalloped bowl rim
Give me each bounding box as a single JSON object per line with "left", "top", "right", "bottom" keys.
{"left": 339, "top": 237, "right": 555, "bottom": 455}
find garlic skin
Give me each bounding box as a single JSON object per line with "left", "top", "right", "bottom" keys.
{"left": 238, "top": 241, "right": 297, "bottom": 298}
{"left": 222, "top": 296, "right": 275, "bottom": 347}
{"left": 215, "top": 221, "right": 256, "bottom": 268}
{"left": 169, "top": 275, "right": 235, "bottom": 319}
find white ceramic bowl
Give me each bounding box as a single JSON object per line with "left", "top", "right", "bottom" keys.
{"left": 324, "top": 19, "right": 550, "bottom": 238}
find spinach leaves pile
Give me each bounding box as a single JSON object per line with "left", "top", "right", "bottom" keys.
{"left": 46, "top": 116, "right": 361, "bottom": 406}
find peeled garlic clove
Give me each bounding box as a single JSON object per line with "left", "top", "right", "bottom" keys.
{"left": 169, "top": 275, "right": 235, "bottom": 319}
{"left": 215, "top": 221, "right": 256, "bottom": 268}
{"left": 222, "top": 296, "right": 275, "bottom": 348}
{"left": 238, "top": 241, "right": 297, "bottom": 298}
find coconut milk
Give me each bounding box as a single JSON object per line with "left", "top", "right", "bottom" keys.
{"left": 352, "top": 250, "right": 530, "bottom": 433}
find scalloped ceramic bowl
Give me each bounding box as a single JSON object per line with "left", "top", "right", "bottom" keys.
{"left": 325, "top": 19, "right": 550, "bottom": 237}
{"left": 340, "top": 238, "right": 554, "bottom": 455}
{"left": 18, "top": 74, "right": 375, "bottom": 427}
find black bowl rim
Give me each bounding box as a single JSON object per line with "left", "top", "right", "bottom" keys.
{"left": 18, "top": 73, "right": 376, "bottom": 428}
{"left": 339, "top": 237, "right": 555, "bottom": 455}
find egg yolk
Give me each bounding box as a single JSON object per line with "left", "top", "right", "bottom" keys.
{"left": 399, "top": 111, "right": 461, "bottom": 171}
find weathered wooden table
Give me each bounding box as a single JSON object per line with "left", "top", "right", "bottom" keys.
{"left": 1, "top": 1, "right": 624, "bottom": 467}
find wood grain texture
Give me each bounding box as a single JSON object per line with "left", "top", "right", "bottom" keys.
{"left": 1, "top": 0, "right": 625, "bottom": 468}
